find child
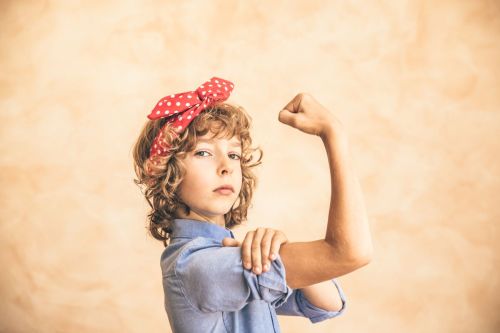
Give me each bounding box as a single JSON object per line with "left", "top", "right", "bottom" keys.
{"left": 132, "top": 76, "right": 372, "bottom": 332}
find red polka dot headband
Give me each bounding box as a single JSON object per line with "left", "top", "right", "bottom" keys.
{"left": 146, "top": 76, "right": 234, "bottom": 162}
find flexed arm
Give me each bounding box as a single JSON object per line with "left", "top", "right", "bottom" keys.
{"left": 276, "top": 93, "right": 373, "bottom": 290}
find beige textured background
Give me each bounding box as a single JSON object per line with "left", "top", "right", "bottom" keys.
{"left": 1, "top": 1, "right": 499, "bottom": 332}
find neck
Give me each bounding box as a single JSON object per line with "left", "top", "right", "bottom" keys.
{"left": 176, "top": 208, "right": 226, "bottom": 228}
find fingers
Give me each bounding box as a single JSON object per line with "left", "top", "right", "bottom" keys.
{"left": 278, "top": 93, "right": 315, "bottom": 131}
{"left": 282, "top": 93, "right": 307, "bottom": 114}
{"left": 278, "top": 94, "right": 301, "bottom": 127}
{"left": 260, "top": 229, "right": 275, "bottom": 272}
{"left": 278, "top": 109, "right": 295, "bottom": 128}
{"left": 241, "top": 228, "right": 289, "bottom": 275}
{"left": 270, "top": 231, "right": 288, "bottom": 261}
{"left": 241, "top": 231, "right": 254, "bottom": 270}
{"left": 251, "top": 228, "right": 266, "bottom": 274}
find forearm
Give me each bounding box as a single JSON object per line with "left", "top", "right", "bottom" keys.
{"left": 321, "top": 126, "right": 373, "bottom": 262}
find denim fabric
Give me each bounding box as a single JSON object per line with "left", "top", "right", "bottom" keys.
{"left": 160, "top": 218, "right": 347, "bottom": 332}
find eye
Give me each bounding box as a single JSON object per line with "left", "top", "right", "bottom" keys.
{"left": 194, "top": 150, "right": 241, "bottom": 160}
{"left": 194, "top": 150, "right": 210, "bottom": 157}
{"left": 229, "top": 153, "right": 241, "bottom": 160}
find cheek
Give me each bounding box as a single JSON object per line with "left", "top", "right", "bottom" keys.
{"left": 181, "top": 167, "right": 211, "bottom": 193}
{"left": 179, "top": 176, "right": 203, "bottom": 205}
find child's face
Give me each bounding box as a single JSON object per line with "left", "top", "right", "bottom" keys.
{"left": 176, "top": 132, "right": 243, "bottom": 226}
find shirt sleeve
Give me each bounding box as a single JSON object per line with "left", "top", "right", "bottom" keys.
{"left": 275, "top": 278, "right": 347, "bottom": 323}
{"left": 174, "top": 237, "right": 294, "bottom": 313}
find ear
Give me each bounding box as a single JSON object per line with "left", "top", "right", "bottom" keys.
{"left": 222, "top": 237, "right": 240, "bottom": 247}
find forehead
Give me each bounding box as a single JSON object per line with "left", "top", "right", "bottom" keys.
{"left": 196, "top": 134, "right": 241, "bottom": 147}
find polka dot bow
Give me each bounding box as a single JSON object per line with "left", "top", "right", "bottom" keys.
{"left": 146, "top": 76, "right": 234, "bottom": 161}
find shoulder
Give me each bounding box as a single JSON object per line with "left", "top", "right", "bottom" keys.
{"left": 176, "top": 237, "right": 224, "bottom": 261}
{"left": 161, "top": 237, "right": 221, "bottom": 276}
{"left": 174, "top": 237, "right": 239, "bottom": 275}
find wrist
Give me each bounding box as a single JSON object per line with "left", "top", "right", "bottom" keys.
{"left": 320, "top": 122, "right": 348, "bottom": 144}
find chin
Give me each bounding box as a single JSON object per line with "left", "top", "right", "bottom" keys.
{"left": 212, "top": 206, "right": 234, "bottom": 215}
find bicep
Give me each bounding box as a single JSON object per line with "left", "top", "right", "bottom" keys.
{"left": 279, "top": 239, "right": 361, "bottom": 289}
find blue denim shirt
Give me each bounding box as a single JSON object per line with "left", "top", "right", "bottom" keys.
{"left": 160, "top": 218, "right": 347, "bottom": 332}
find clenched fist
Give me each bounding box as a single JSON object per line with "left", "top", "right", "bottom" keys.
{"left": 278, "top": 93, "right": 345, "bottom": 140}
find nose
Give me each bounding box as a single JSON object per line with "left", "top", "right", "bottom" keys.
{"left": 217, "top": 154, "right": 233, "bottom": 176}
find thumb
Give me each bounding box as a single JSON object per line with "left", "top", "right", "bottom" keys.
{"left": 222, "top": 237, "right": 240, "bottom": 247}
{"left": 278, "top": 108, "right": 298, "bottom": 127}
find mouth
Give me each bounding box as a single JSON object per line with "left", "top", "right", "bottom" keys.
{"left": 214, "top": 185, "right": 234, "bottom": 194}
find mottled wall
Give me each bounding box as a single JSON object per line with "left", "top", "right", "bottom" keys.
{"left": 1, "top": 0, "right": 499, "bottom": 332}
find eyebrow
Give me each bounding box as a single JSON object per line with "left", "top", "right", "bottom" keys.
{"left": 196, "top": 138, "right": 241, "bottom": 147}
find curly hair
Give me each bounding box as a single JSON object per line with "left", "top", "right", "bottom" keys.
{"left": 132, "top": 102, "right": 263, "bottom": 248}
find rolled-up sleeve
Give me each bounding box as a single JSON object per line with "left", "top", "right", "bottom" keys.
{"left": 276, "top": 279, "right": 347, "bottom": 323}
{"left": 175, "top": 237, "right": 294, "bottom": 313}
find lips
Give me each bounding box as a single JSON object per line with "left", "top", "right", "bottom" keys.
{"left": 214, "top": 185, "right": 234, "bottom": 192}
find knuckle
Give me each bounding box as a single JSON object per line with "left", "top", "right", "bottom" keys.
{"left": 271, "top": 241, "right": 281, "bottom": 250}
{"left": 299, "top": 92, "right": 311, "bottom": 99}
{"left": 299, "top": 92, "right": 314, "bottom": 107}
{"left": 296, "top": 92, "right": 305, "bottom": 102}
{"left": 276, "top": 230, "right": 287, "bottom": 239}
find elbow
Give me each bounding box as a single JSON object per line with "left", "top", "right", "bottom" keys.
{"left": 333, "top": 241, "right": 372, "bottom": 267}
{"left": 346, "top": 234, "right": 374, "bottom": 266}
{"left": 349, "top": 246, "right": 373, "bottom": 267}
{"left": 324, "top": 240, "right": 373, "bottom": 269}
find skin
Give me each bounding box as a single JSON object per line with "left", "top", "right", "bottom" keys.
{"left": 175, "top": 132, "right": 243, "bottom": 227}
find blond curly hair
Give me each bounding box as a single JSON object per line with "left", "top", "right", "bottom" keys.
{"left": 132, "top": 102, "right": 263, "bottom": 247}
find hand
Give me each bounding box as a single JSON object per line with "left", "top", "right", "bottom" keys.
{"left": 222, "top": 228, "right": 288, "bottom": 275}
{"left": 278, "top": 93, "right": 345, "bottom": 140}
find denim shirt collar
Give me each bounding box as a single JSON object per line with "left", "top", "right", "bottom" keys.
{"left": 171, "top": 218, "right": 235, "bottom": 242}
